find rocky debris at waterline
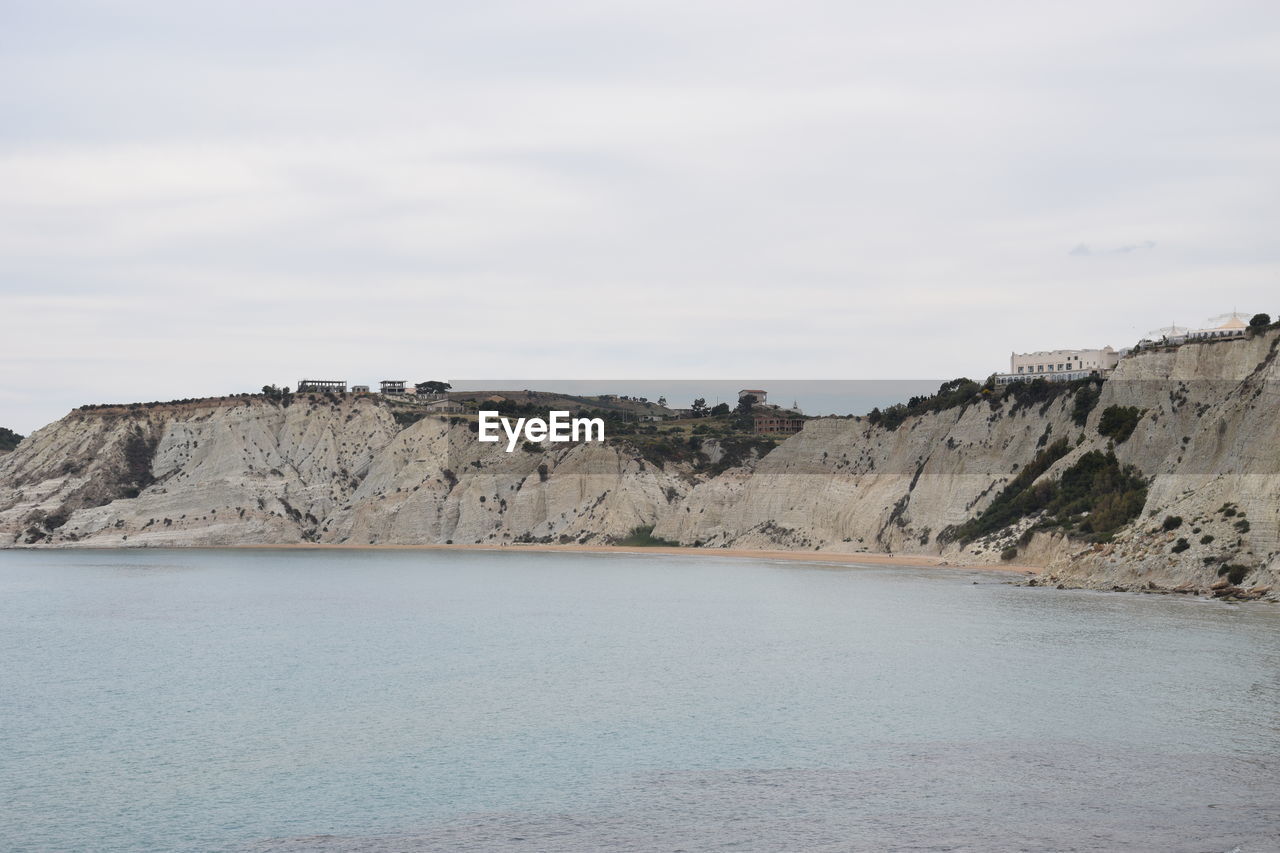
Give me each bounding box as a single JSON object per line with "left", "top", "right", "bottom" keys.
{"left": 1025, "top": 573, "right": 1277, "bottom": 602}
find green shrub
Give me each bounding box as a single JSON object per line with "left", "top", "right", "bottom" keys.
{"left": 1200, "top": 534, "right": 1215, "bottom": 545}
{"left": 709, "top": 436, "right": 777, "bottom": 474}
{"left": 1162, "top": 515, "right": 1183, "bottom": 531}
{"left": 1098, "top": 405, "right": 1143, "bottom": 444}
{"left": 1000, "top": 546, "right": 1019, "bottom": 561}
{"left": 868, "top": 378, "right": 982, "bottom": 431}
{"left": 0, "top": 426, "right": 23, "bottom": 452}
{"left": 1071, "top": 383, "right": 1102, "bottom": 426}
{"left": 1003, "top": 377, "right": 1067, "bottom": 415}
{"left": 1217, "top": 564, "right": 1248, "bottom": 585}
{"left": 938, "top": 439, "right": 1071, "bottom": 543}
{"left": 1171, "top": 538, "right": 1190, "bottom": 553}
{"left": 392, "top": 410, "right": 426, "bottom": 427}
{"left": 624, "top": 436, "right": 693, "bottom": 469}
{"left": 939, "top": 442, "right": 1147, "bottom": 545}
{"left": 616, "top": 525, "right": 679, "bottom": 547}
{"left": 121, "top": 430, "right": 158, "bottom": 494}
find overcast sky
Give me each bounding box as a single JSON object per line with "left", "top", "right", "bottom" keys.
{"left": 2, "top": 0, "right": 1278, "bottom": 432}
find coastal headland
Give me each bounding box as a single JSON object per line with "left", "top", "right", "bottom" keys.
{"left": 3, "top": 328, "right": 1278, "bottom": 599}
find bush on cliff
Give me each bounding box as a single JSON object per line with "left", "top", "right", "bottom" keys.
{"left": 940, "top": 441, "right": 1148, "bottom": 545}
{"left": 0, "top": 426, "right": 23, "bottom": 452}
{"left": 616, "top": 525, "right": 679, "bottom": 547}
{"left": 704, "top": 435, "right": 778, "bottom": 475}
{"left": 1218, "top": 564, "right": 1249, "bottom": 585}
{"left": 997, "top": 376, "right": 1102, "bottom": 421}
{"left": 868, "top": 378, "right": 982, "bottom": 431}
{"left": 392, "top": 410, "right": 426, "bottom": 427}
{"left": 1070, "top": 382, "right": 1103, "bottom": 426}
{"left": 939, "top": 438, "right": 1072, "bottom": 543}
{"left": 1097, "top": 405, "right": 1143, "bottom": 444}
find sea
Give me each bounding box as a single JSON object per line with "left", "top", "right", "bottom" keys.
{"left": 2, "top": 548, "right": 1277, "bottom": 852}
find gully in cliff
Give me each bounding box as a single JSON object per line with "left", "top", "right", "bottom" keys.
{"left": 477, "top": 410, "right": 606, "bottom": 452}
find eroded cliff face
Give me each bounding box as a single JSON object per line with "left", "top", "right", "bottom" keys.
{"left": 2, "top": 332, "right": 1277, "bottom": 595}
{"left": 0, "top": 395, "right": 689, "bottom": 549}
{"left": 653, "top": 330, "right": 1280, "bottom": 594}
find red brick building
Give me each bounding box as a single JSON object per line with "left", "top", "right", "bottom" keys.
{"left": 752, "top": 413, "right": 805, "bottom": 435}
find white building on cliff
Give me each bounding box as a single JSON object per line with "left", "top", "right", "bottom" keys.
{"left": 994, "top": 346, "right": 1119, "bottom": 385}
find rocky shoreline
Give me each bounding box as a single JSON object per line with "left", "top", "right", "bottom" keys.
{"left": 1025, "top": 572, "right": 1276, "bottom": 602}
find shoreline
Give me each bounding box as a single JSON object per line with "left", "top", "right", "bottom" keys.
{"left": 11, "top": 542, "right": 1273, "bottom": 600}
{"left": 226, "top": 542, "right": 1035, "bottom": 575}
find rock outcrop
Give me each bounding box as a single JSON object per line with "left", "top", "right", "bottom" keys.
{"left": 3, "top": 332, "right": 1278, "bottom": 596}
{"left": 0, "top": 395, "right": 689, "bottom": 549}
{"left": 655, "top": 331, "right": 1280, "bottom": 594}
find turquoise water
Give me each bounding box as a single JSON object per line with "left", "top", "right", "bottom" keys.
{"left": 2, "top": 548, "right": 1278, "bottom": 852}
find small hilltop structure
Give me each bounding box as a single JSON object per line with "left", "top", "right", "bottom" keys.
{"left": 1136, "top": 312, "right": 1252, "bottom": 348}
{"left": 297, "top": 379, "right": 347, "bottom": 393}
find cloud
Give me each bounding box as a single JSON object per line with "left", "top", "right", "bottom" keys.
{"left": 1069, "top": 241, "right": 1157, "bottom": 256}
{"left": 1, "top": 0, "right": 1279, "bottom": 432}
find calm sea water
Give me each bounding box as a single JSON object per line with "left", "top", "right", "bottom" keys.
{"left": 1, "top": 548, "right": 1278, "bottom": 852}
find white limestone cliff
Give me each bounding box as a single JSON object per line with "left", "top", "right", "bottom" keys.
{"left": 2, "top": 331, "right": 1277, "bottom": 596}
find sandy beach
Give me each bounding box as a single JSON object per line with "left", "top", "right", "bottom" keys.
{"left": 235, "top": 541, "right": 1036, "bottom": 575}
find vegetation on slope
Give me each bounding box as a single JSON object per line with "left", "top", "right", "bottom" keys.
{"left": 1070, "top": 382, "right": 1103, "bottom": 425}
{"left": 1000, "top": 376, "right": 1101, "bottom": 418}
{"left": 940, "top": 439, "right": 1148, "bottom": 545}
{"left": 615, "top": 525, "right": 680, "bottom": 546}
{"left": 119, "top": 429, "right": 159, "bottom": 499}
{"left": 1097, "top": 405, "right": 1143, "bottom": 444}
{"left": 864, "top": 376, "right": 1107, "bottom": 433}
{"left": 392, "top": 410, "right": 427, "bottom": 427}
{"left": 868, "top": 378, "right": 982, "bottom": 430}
{"left": 450, "top": 398, "right": 781, "bottom": 472}
{"left": 0, "top": 427, "right": 23, "bottom": 453}
{"left": 939, "top": 438, "right": 1072, "bottom": 543}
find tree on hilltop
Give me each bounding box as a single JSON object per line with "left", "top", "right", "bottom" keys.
{"left": 1250, "top": 313, "right": 1271, "bottom": 329}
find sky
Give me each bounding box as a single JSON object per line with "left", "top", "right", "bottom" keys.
{"left": 2, "top": 0, "right": 1278, "bottom": 433}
